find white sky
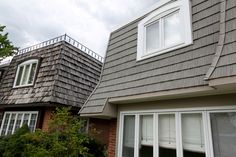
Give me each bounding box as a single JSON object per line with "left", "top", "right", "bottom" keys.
{"left": 0, "top": 0, "right": 158, "bottom": 57}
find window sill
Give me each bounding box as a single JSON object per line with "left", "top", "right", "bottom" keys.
{"left": 137, "top": 42, "right": 193, "bottom": 62}
{"left": 13, "top": 84, "right": 34, "bottom": 89}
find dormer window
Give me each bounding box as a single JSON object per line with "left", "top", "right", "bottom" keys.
{"left": 137, "top": 0, "right": 192, "bottom": 60}
{"left": 14, "top": 59, "right": 38, "bottom": 87}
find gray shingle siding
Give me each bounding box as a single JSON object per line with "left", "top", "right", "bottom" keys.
{"left": 81, "top": 0, "right": 234, "bottom": 114}
{"left": 209, "top": 0, "right": 236, "bottom": 79}
{"left": 0, "top": 41, "right": 102, "bottom": 108}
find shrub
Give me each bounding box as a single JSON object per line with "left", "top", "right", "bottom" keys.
{"left": 0, "top": 107, "right": 106, "bottom": 157}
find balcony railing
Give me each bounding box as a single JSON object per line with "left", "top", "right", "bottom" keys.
{"left": 17, "top": 34, "right": 104, "bottom": 62}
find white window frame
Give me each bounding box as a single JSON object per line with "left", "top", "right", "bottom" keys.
{"left": 0, "top": 111, "right": 38, "bottom": 136}
{"left": 13, "top": 59, "right": 38, "bottom": 88}
{"left": 137, "top": 0, "right": 192, "bottom": 61}
{"left": 118, "top": 106, "right": 236, "bottom": 157}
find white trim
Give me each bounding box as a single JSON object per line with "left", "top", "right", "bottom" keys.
{"left": 137, "top": 0, "right": 193, "bottom": 61}
{"left": 13, "top": 59, "right": 38, "bottom": 88}
{"left": 118, "top": 106, "right": 236, "bottom": 157}
{"left": 111, "top": 0, "right": 173, "bottom": 32}
{"left": 0, "top": 111, "right": 38, "bottom": 136}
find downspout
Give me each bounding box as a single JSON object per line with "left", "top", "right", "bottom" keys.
{"left": 204, "top": 0, "right": 226, "bottom": 80}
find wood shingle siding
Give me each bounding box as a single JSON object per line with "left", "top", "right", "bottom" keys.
{"left": 0, "top": 41, "right": 102, "bottom": 108}
{"left": 80, "top": 0, "right": 236, "bottom": 115}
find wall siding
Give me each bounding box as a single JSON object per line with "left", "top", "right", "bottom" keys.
{"left": 80, "top": 0, "right": 228, "bottom": 114}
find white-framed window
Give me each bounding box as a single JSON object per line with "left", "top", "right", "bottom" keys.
{"left": 118, "top": 107, "right": 236, "bottom": 157}
{"left": 0, "top": 111, "right": 38, "bottom": 136}
{"left": 13, "top": 59, "right": 38, "bottom": 87}
{"left": 137, "top": 0, "right": 192, "bottom": 60}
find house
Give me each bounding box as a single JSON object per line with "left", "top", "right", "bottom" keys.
{"left": 79, "top": 0, "right": 236, "bottom": 157}
{"left": 0, "top": 34, "right": 103, "bottom": 135}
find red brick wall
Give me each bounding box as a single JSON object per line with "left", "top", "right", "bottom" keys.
{"left": 42, "top": 109, "right": 53, "bottom": 132}
{"left": 89, "top": 118, "right": 117, "bottom": 157}
{"left": 108, "top": 119, "right": 117, "bottom": 157}
{"left": 89, "top": 118, "right": 110, "bottom": 144}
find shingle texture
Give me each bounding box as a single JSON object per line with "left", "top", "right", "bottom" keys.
{"left": 208, "top": 0, "right": 236, "bottom": 79}
{"left": 80, "top": 0, "right": 236, "bottom": 115}
{"left": 0, "top": 41, "right": 102, "bottom": 108}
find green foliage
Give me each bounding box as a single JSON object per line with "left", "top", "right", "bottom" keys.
{"left": 0, "top": 25, "right": 18, "bottom": 59}
{"left": 0, "top": 107, "right": 106, "bottom": 157}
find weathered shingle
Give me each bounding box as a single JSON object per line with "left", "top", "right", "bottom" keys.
{"left": 0, "top": 41, "right": 102, "bottom": 108}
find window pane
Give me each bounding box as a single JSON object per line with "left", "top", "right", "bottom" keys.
{"left": 28, "top": 63, "right": 37, "bottom": 84}
{"left": 23, "top": 113, "right": 29, "bottom": 126}
{"left": 7, "top": 114, "right": 16, "bottom": 135}
{"left": 182, "top": 113, "right": 205, "bottom": 157}
{"left": 29, "top": 114, "right": 37, "bottom": 132}
{"left": 140, "top": 115, "right": 153, "bottom": 157}
{"left": 164, "top": 11, "right": 182, "bottom": 47}
{"left": 16, "top": 66, "right": 24, "bottom": 86}
{"left": 21, "top": 64, "right": 30, "bottom": 85}
{"left": 122, "top": 115, "right": 135, "bottom": 157}
{"left": 1, "top": 113, "right": 10, "bottom": 135}
{"left": 210, "top": 112, "right": 236, "bottom": 157}
{"left": 159, "top": 114, "right": 176, "bottom": 157}
{"left": 14, "top": 114, "right": 23, "bottom": 133}
{"left": 146, "top": 21, "right": 160, "bottom": 53}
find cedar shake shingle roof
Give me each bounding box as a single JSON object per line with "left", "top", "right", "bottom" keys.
{"left": 0, "top": 36, "right": 102, "bottom": 108}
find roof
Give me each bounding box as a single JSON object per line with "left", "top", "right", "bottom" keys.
{"left": 0, "top": 36, "right": 102, "bottom": 108}
{"left": 80, "top": 0, "right": 236, "bottom": 117}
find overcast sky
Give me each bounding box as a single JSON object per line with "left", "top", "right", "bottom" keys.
{"left": 0, "top": 0, "right": 158, "bottom": 57}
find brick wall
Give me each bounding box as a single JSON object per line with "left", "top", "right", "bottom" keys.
{"left": 89, "top": 118, "right": 110, "bottom": 144}
{"left": 42, "top": 108, "right": 53, "bottom": 131}
{"left": 108, "top": 119, "right": 117, "bottom": 157}
{"left": 89, "top": 118, "right": 117, "bottom": 157}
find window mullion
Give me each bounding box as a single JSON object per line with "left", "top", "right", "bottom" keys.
{"left": 0, "top": 113, "right": 7, "bottom": 135}
{"left": 20, "top": 65, "right": 26, "bottom": 85}
{"left": 206, "top": 111, "right": 214, "bottom": 157}
{"left": 176, "top": 112, "right": 183, "bottom": 157}
{"left": 20, "top": 113, "right": 24, "bottom": 127}
{"left": 160, "top": 18, "right": 164, "bottom": 49}
{"left": 5, "top": 113, "right": 12, "bottom": 135}
{"left": 27, "top": 63, "right": 33, "bottom": 84}
{"left": 28, "top": 113, "right": 32, "bottom": 126}
{"left": 134, "top": 114, "right": 140, "bottom": 157}
{"left": 154, "top": 113, "right": 159, "bottom": 157}
{"left": 12, "top": 113, "right": 18, "bottom": 134}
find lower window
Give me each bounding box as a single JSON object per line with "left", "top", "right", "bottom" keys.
{"left": 119, "top": 109, "right": 236, "bottom": 157}
{"left": 0, "top": 111, "right": 38, "bottom": 136}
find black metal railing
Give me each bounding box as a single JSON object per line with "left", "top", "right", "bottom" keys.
{"left": 17, "top": 34, "right": 104, "bottom": 62}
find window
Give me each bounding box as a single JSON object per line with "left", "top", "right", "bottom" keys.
{"left": 0, "top": 111, "right": 38, "bottom": 136}
{"left": 137, "top": 0, "right": 192, "bottom": 60}
{"left": 119, "top": 109, "right": 236, "bottom": 157}
{"left": 14, "top": 59, "right": 38, "bottom": 87}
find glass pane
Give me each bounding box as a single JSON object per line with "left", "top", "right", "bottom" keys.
{"left": 29, "top": 114, "right": 37, "bottom": 132}
{"left": 210, "top": 112, "right": 236, "bottom": 157}
{"left": 1, "top": 113, "right": 10, "bottom": 135}
{"left": 15, "top": 66, "right": 24, "bottom": 86}
{"left": 122, "top": 115, "right": 135, "bottom": 157}
{"left": 146, "top": 21, "right": 160, "bottom": 53}
{"left": 182, "top": 113, "right": 205, "bottom": 157}
{"left": 159, "top": 114, "right": 176, "bottom": 157}
{"left": 23, "top": 113, "right": 29, "bottom": 126}
{"left": 140, "top": 115, "right": 153, "bottom": 157}
{"left": 28, "top": 63, "right": 37, "bottom": 84}
{"left": 164, "top": 11, "right": 182, "bottom": 47}
{"left": 21, "top": 64, "right": 30, "bottom": 85}
{"left": 7, "top": 114, "right": 16, "bottom": 135}
{"left": 14, "top": 114, "right": 23, "bottom": 133}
